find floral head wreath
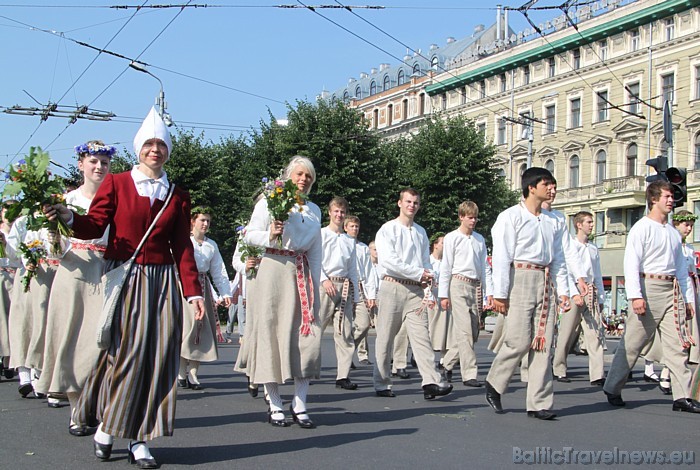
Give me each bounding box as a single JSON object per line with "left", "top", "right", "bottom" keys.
{"left": 74, "top": 142, "right": 117, "bottom": 158}
{"left": 672, "top": 213, "right": 698, "bottom": 223}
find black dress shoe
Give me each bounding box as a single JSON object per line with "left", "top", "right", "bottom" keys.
{"left": 590, "top": 378, "right": 605, "bottom": 386}
{"left": 463, "top": 379, "right": 483, "bottom": 387}
{"left": 3, "top": 367, "right": 15, "bottom": 379}
{"left": 659, "top": 379, "right": 672, "bottom": 396}
{"left": 189, "top": 382, "right": 203, "bottom": 391}
{"left": 289, "top": 405, "right": 315, "bottom": 428}
{"left": 69, "top": 423, "right": 94, "bottom": 437}
{"left": 18, "top": 383, "right": 33, "bottom": 398}
{"left": 177, "top": 378, "right": 188, "bottom": 389}
{"left": 444, "top": 369, "right": 453, "bottom": 383}
{"left": 604, "top": 391, "right": 625, "bottom": 407}
{"left": 248, "top": 384, "right": 259, "bottom": 398}
{"left": 485, "top": 381, "right": 504, "bottom": 413}
{"left": 672, "top": 398, "right": 700, "bottom": 413}
{"left": 392, "top": 368, "right": 410, "bottom": 379}
{"left": 527, "top": 410, "right": 557, "bottom": 420}
{"left": 410, "top": 355, "right": 417, "bottom": 368}
{"left": 93, "top": 439, "right": 113, "bottom": 460}
{"left": 267, "top": 408, "right": 289, "bottom": 427}
{"left": 128, "top": 441, "right": 158, "bottom": 469}
{"left": 423, "top": 383, "right": 453, "bottom": 400}
{"left": 555, "top": 376, "right": 571, "bottom": 383}
{"left": 335, "top": 378, "right": 358, "bottom": 390}
{"left": 644, "top": 373, "right": 660, "bottom": 383}
{"left": 375, "top": 389, "right": 396, "bottom": 398}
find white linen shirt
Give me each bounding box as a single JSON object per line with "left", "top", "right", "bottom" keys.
{"left": 320, "top": 227, "right": 359, "bottom": 303}
{"left": 491, "top": 203, "right": 569, "bottom": 299}
{"left": 624, "top": 216, "right": 693, "bottom": 303}
{"left": 375, "top": 219, "right": 432, "bottom": 282}
{"left": 544, "top": 208, "right": 586, "bottom": 281}
{"left": 131, "top": 166, "right": 169, "bottom": 206}
{"left": 438, "top": 229, "right": 494, "bottom": 299}
{"left": 63, "top": 188, "right": 110, "bottom": 253}
{"left": 355, "top": 241, "right": 377, "bottom": 300}
{"left": 191, "top": 236, "right": 232, "bottom": 298}
{"left": 567, "top": 238, "right": 605, "bottom": 304}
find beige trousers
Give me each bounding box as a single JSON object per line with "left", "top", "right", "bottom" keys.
{"left": 373, "top": 281, "right": 441, "bottom": 390}
{"left": 486, "top": 268, "right": 555, "bottom": 411}
{"left": 553, "top": 301, "right": 605, "bottom": 381}
{"left": 319, "top": 280, "right": 355, "bottom": 380}
{"left": 604, "top": 278, "right": 692, "bottom": 401}
{"left": 442, "top": 278, "right": 480, "bottom": 381}
{"left": 391, "top": 321, "right": 410, "bottom": 371}
{"left": 353, "top": 300, "right": 372, "bottom": 361}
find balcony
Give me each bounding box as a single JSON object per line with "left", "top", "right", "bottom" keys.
{"left": 556, "top": 175, "right": 646, "bottom": 207}
{"left": 596, "top": 175, "right": 645, "bottom": 195}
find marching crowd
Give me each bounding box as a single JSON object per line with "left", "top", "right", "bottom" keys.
{"left": 0, "top": 106, "right": 699, "bottom": 468}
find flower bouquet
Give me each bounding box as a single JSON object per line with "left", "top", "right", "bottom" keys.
{"left": 2, "top": 147, "right": 77, "bottom": 257}
{"left": 235, "top": 221, "right": 263, "bottom": 279}
{"left": 261, "top": 176, "right": 307, "bottom": 246}
{"left": 17, "top": 239, "right": 47, "bottom": 292}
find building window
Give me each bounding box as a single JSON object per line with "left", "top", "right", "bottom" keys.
{"left": 431, "top": 56, "right": 439, "bottom": 71}
{"left": 630, "top": 28, "right": 640, "bottom": 51}
{"left": 596, "top": 90, "right": 609, "bottom": 122}
{"left": 572, "top": 48, "right": 581, "bottom": 70}
{"left": 497, "top": 118, "right": 507, "bottom": 145}
{"left": 343, "top": 91, "right": 349, "bottom": 102}
{"left": 595, "top": 211, "right": 606, "bottom": 248}
{"left": 569, "top": 155, "right": 580, "bottom": 188}
{"left": 627, "top": 143, "right": 637, "bottom": 176}
{"left": 545, "top": 159, "right": 554, "bottom": 174}
{"left": 413, "top": 63, "right": 421, "bottom": 75}
{"left": 523, "top": 66, "right": 530, "bottom": 85}
{"left": 665, "top": 18, "right": 675, "bottom": 41}
{"left": 387, "top": 103, "right": 393, "bottom": 126}
{"left": 596, "top": 149, "right": 607, "bottom": 184}
{"left": 373, "top": 109, "right": 378, "bottom": 130}
{"left": 441, "top": 94, "right": 447, "bottom": 111}
{"left": 695, "top": 133, "right": 700, "bottom": 170}
{"left": 419, "top": 93, "right": 425, "bottom": 115}
{"left": 402, "top": 99, "right": 408, "bottom": 120}
{"left": 548, "top": 57, "right": 556, "bottom": 78}
{"left": 355, "top": 86, "right": 362, "bottom": 99}
{"left": 695, "top": 66, "right": 700, "bottom": 100}
{"left": 519, "top": 164, "right": 527, "bottom": 182}
{"left": 627, "top": 82, "right": 640, "bottom": 115}
{"left": 500, "top": 73, "right": 507, "bottom": 93}
{"left": 479, "top": 80, "right": 486, "bottom": 98}
{"left": 570, "top": 97, "right": 581, "bottom": 128}
{"left": 519, "top": 111, "right": 531, "bottom": 139}
{"left": 545, "top": 105, "right": 556, "bottom": 134}
{"left": 662, "top": 73, "right": 675, "bottom": 103}
{"left": 626, "top": 207, "right": 644, "bottom": 231}
{"left": 461, "top": 87, "right": 467, "bottom": 105}
{"left": 477, "top": 122, "right": 486, "bottom": 136}
{"left": 383, "top": 75, "right": 390, "bottom": 91}
{"left": 599, "top": 40, "right": 607, "bottom": 61}
{"left": 370, "top": 81, "right": 377, "bottom": 96}
{"left": 397, "top": 69, "right": 406, "bottom": 86}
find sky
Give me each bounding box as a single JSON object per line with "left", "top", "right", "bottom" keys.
{"left": 0, "top": 1, "right": 556, "bottom": 174}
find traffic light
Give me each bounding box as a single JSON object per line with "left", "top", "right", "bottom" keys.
{"left": 666, "top": 167, "right": 687, "bottom": 208}
{"left": 645, "top": 156, "right": 668, "bottom": 183}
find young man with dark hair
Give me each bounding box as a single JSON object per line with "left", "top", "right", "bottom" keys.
{"left": 603, "top": 182, "right": 700, "bottom": 413}
{"left": 485, "top": 167, "right": 570, "bottom": 420}
{"left": 373, "top": 188, "right": 452, "bottom": 399}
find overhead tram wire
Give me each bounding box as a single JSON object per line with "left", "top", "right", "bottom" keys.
{"left": 0, "top": 4, "right": 501, "bottom": 11}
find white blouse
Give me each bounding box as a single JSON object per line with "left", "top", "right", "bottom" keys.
{"left": 191, "top": 236, "right": 232, "bottom": 298}
{"left": 64, "top": 188, "right": 110, "bottom": 250}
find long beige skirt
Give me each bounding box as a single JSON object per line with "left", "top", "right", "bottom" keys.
{"left": 8, "top": 264, "right": 57, "bottom": 370}
{"left": 180, "top": 275, "right": 218, "bottom": 362}
{"left": 234, "top": 252, "right": 321, "bottom": 384}
{"left": 35, "top": 248, "right": 105, "bottom": 394}
{"left": 0, "top": 268, "right": 15, "bottom": 357}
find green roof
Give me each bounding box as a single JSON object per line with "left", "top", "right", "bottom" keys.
{"left": 426, "top": 0, "right": 700, "bottom": 96}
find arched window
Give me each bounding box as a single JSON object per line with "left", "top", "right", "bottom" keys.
{"left": 519, "top": 164, "right": 528, "bottom": 187}
{"left": 398, "top": 69, "right": 405, "bottom": 86}
{"left": 695, "top": 133, "right": 700, "bottom": 170}
{"left": 545, "top": 159, "right": 554, "bottom": 174}
{"left": 383, "top": 75, "right": 390, "bottom": 91}
{"left": 343, "top": 91, "right": 349, "bottom": 102}
{"left": 498, "top": 168, "right": 506, "bottom": 178}
{"left": 413, "top": 63, "right": 421, "bottom": 75}
{"left": 569, "top": 155, "right": 580, "bottom": 188}
{"left": 626, "top": 143, "right": 637, "bottom": 176}
{"left": 402, "top": 99, "right": 409, "bottom": 120}
{"left": 370, "top": 81, "right": 377, "bottom": 96}
{"left": 355, "top": 86, "right": 362, "bottom": 99}
{"left": 596, "top": 150, "right": 607, "bottom": 184}
{"left": 419, "top": 93, "right": 426, "bottom": 115}
{"left": 431, "top": 56, "right": 439, "bottom": 71}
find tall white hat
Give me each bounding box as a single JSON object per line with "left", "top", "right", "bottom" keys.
{"left": 133, "top": 106, "right": 172, "bottom": 157}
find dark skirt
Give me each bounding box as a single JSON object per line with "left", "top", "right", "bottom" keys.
{"left": 74, "top": 262, "right": 182, "bottom": 440}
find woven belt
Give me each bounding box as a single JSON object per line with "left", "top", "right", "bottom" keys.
{"left": 39, "top": 258, "right": 60, "bottom": 266}
{"left": 266, "top": 247, "right": 315, "bottom": 336}
{"left": 383, "top": 275, "right": 421, "bottom": 286}
{"left": 514, "top": 261, "right": 551, "bottom": 351}
{"left": 0, "top": 267, "right": 16, "bottom": 274}
{"left": 71, "top": 242, "right": 107, "bottom": 253}
{"left": 452, "top": 274, "right": 484, "bottom": 316}
{"left": 329, "top": 276, "right": 352, "bottom": 336}
{"left": 641, "top": 273, "right": 694, "bottom": 349}
{"left": 383, "top": 275, "right": 434, "bottom": 315}
{"left": 584, "top": 283, "right": 604, "bottom": 342}
{"left": 452, "top": 273, "right": 479, "bottom": 285}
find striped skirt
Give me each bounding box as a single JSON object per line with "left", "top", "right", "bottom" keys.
{"left": 73, "top": 262, "right": 182, "bottom": 440}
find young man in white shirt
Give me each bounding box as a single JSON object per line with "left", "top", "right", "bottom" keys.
{"left": 344, "top": 215, "right": 377, "bottom": 366}
{"left": 439, "top": 201, "right": 493, "bottom": 387}
{"left": 552, "top": 211, "right": 606, "bottom": 386}
{"left": 485, "top": 167, "right": 570, "bottom": 420}
{"left": 603, "top": 182, "right": 700, "bottom": 413}
{"left": 373, "top": 188, "right": 452, "bottom": 399}
{"left": 319, "top": 197, "right": 360, "bottom": 390}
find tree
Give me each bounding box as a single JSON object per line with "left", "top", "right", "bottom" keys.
{"left": 392, "top": 115, "right": 517, "bottom": 247}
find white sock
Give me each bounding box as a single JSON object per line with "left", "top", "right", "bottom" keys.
{"left": 178, "top": 358, "right": 188, "bottom": 381}
{"left": 644, "top": 361, "right": 655, "bottom": 376}
{"left": 660, "top": 367, "right": 671, "bottom": 380}
{"left": 264, "top": 382, "right": 284, "bottom": 413}
{"left": 293, "top": 377, "right": 310, "bottom": 415}
{"left": 94, "top": 424, "right": 113, "bottom": 445}
{"left": 31, "top": 368, "right": 41, "bottom": 382}
{"left": 18, "top": 367, "right": 31, "bottom": 385}
{"left": 188, "top": 361, "right": 200, "bottom": 384}
{"left": 130, "top": 441, "right": 153, "bottom": 460}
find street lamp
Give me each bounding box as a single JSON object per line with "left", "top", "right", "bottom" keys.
{"left": 128, "top": 62, "right": 173, "bottom": 127}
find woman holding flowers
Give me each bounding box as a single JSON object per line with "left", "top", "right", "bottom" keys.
{"left": 47, "top": 108, "right": 204, "bottom": 468}
{"left": 178, "top": 206, "right": 232, "bottom": 391}
{"left": 34, "top": 141, "right": 113, "bottom": 434}
{"left": 235, "top": 155, "right": 322, "bottom": 428}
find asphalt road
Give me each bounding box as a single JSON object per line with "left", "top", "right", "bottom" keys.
{"left": 1, "top": 332, "right": 698, "bottom": 469}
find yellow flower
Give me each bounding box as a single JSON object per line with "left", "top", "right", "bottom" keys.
{"left": 276, "top": 187, "right": 283, "bottom": 194}
{"left": 26, "top": 240, "right": 42, "bottom": 249}
{"left": 269, "top": 193, "right": 275, "bottom": 198}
